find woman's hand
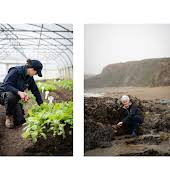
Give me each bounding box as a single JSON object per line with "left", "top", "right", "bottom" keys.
{"left": 24, "top": 95, "right": 29, "bottom": 102}
{"left": 117, "top": 121, "right": 123, "bottom": 127}
{"left": 18, "top": 91, "right": 29, "bottom": 101}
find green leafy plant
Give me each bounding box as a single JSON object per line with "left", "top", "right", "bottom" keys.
{"left": 22, "top": 101, "right": 73, "bottom": 143}
{"left": 37, "top": 80, "right": 73, "bottom": 92}
{"left": 55, "top": 80, "right": 73, "bottom": 91}
{"left": 37, "top": 82, "right": 57, "bottom": 92}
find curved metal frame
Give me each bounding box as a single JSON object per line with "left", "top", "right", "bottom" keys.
{"left": 0, "top": 24, "right": 73, "bottom": 79}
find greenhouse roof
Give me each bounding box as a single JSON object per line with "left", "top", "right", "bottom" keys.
{"left": 0, "top": 24, "right": 73, "bottom": 70}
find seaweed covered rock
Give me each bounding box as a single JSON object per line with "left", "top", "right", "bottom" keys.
{"left": 84, "top": 120, "right": 115, "bottom": 151}
{"left": 84, "top": 97, "right": 119, "bottom": 124}
{"left": 141, "top": 101, "right": 170, "bottom": 133}
{"left": 155, "top": 112, "right": 170, "bottom": 132}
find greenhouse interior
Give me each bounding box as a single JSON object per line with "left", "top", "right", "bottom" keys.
{"left": 0, "top": 24, "right": 73, "bottom": 156}
{"left": 0, "top": 24, "right": 73, "bottom": 81}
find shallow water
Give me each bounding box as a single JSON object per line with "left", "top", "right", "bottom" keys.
{"left": 85, "top": 134, "right": 170, "bottom": 156}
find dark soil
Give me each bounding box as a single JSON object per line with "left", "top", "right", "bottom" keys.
{"left": 24, "top": 133, "right": 73, "bottom": 156}
{"left": 54, "top": 88, "right": 73, "bottom": 102}
{"left": 0, "top": 88, "right": 73, "bottom": 156}
{"left": 0, "top": 105, "right": 33, "bottom": 155}
{"left": 84, "top": 96, "right": 170, "bottom": 156}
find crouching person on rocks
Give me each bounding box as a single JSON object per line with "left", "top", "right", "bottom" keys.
{"left": 0, "top": 59, "right": 43, "bottom": 129}
{"left": 117, "top": 95, "right": 144, "bottom": 137}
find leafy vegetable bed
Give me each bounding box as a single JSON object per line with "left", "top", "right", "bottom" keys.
{"left": 23, "top": 101, "right": 73, "bottom": 143}
{"left": 38, "top": 80, "right": 73, "bottom": 92}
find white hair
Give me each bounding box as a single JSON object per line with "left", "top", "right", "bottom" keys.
{"left": 121, "top": 95, "right": 130, "bottom": 103}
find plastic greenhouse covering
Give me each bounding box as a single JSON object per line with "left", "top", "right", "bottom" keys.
{"left": 0, "top": 24, "right": 73, "bottom": 81}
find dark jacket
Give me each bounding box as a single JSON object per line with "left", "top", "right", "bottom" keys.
{"left": 0, "top": 66, "right": 43, "bottom": 105}
{"left": 120, "top": 103, "right": 143, "bottom": 124}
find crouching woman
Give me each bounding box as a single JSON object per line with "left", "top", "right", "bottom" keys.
{"left": 117, "top": 95, "right": 144, "bottom": 137}
{"left": 0, "top": 59, "right": 43, "bottom": 128}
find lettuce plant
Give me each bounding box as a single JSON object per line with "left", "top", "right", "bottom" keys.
{"left": 37, "top": 80, "right": 73, "bottom": 92}
{"left": 22, "top": 101, "right": 73, "bottom": 143}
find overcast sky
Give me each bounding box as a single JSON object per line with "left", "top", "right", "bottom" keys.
{"left": 84, "top": 24, "right": 170, "bottom": 75}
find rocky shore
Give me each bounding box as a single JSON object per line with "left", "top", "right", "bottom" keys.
{"left": 84, "top": 96, "right": 170, "bottom": 156}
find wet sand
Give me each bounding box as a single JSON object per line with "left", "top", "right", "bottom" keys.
{"left": 85, "top": 86, "right": 170, "bottom": 100}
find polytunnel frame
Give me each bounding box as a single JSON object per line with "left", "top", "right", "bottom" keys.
{"left": 0, "top": 24, "right": 73, "bottom": 78}
{"left": 0, "top": 35, "right": 71, "bottom": 70}
{"left": 0, "top": 23, "right": 73, "bottom": 55}
{"left": 0, "top": 23, "right": 73, "bottom": 79}
{"left": 0, "top": 44, "right": 69, "bottom": 79}
{"left": 0, "top": 25, "right": 28, "bottom": 59}
{"left": 30, "top": 24, "right": 73, "bottom": 79}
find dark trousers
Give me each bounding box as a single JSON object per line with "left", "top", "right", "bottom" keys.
{"left": 124, "top": 115, "right": 143, "bottom": 133}
{"left": 0, "top": 91, "right": 25, "bottom": 125}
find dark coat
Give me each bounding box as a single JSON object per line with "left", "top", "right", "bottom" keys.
{"left": 120, "top": 103, "right": 144, "bottom": 124}
{"left": 0, "top": 66, "right": 43, "bottom": 105}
